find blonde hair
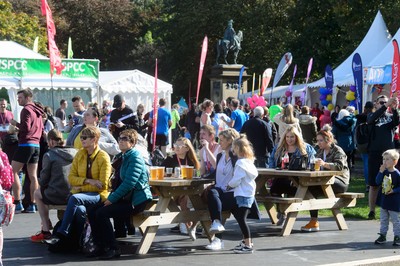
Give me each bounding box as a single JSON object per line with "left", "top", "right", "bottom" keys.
{"left": 274, "top": 126, "right": 307, "bottom": 160}
{"left": 233, "top": 135, "right": 254, "bottom": 161}
{"left": 382, "top": 149, "right": 400, "bottom": 161}
{"left": 176, "top": 137, "right": 200, "bottom": 169}
{"left": 218, "top": 128, "right": 240, "bottom": 144}
{"left": 282, "top": 104, "right": 297, "bottom": 124}
{"left": 81, "top": 126, "right": 101, "bottom": 143}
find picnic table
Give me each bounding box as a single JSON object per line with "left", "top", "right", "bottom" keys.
{"left": 132, "top": 178, "right": 215, "bottom": 254}
{"left": 256, "top": 168, "right": 364, "bottom": 236}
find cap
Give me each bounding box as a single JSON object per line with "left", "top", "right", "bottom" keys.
{"left": 364, "top": 101, "right": 373, "bottom": 109}
{"left": 113, "top": 94, "right": 124, "bottom": 108}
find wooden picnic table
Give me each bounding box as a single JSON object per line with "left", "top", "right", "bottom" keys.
{"left": 132, "top": 177, "right": 215, "bottom": 254}
{"left": 256, "top": 168, "right": 363, "bottom": 236}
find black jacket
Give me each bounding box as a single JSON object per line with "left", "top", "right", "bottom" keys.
{"left": 367, "top": 106, "right": 399, "bottom": 152}
{"left": 240, "top": 116, "right": 274, "bottom": 157}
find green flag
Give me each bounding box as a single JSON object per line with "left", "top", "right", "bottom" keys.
{"left": 67, "top": 37, "right": 73, "bottom": 59}
{"left": 33, "top": 37, "right": 39, "bottom": 53}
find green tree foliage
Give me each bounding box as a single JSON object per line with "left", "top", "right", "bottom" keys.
{"left": 0, "top": 0, "right": 47, "bottom": 54}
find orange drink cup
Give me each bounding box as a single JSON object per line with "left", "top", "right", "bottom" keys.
{"left": 156, "top": 167, "right": 165, "bottom": 180}
{"left": 150, "top": 167, "right": 158, "bottom": 180}
{"left": 314, "top": 160, "right": 321, "bottom": 171}
{"left": 181, "top": 165, "right": 188, "bottom": 179}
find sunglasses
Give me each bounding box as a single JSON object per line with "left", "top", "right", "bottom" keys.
{"left": 379, "top": 101, "right": 387, "bottom": 105}
{"left": 118, "top": 136, "right": 130, "bottom": 142}
{"left": 80, "top": 135, "right": 94, "bottom": 140}
{"left": 173, "top": 144, "right": 186, "bottom": 148}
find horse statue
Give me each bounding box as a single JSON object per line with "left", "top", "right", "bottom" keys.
{"left": 216, "top": 30, "right": 243, "bottom": 65}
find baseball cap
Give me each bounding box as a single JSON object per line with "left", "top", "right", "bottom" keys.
{"left": 113, "top": 94, "right": 124, "bottom": 108}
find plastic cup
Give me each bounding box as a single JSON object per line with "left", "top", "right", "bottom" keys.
{"left": 314, "top": 160, "right": 321, "bottom": 171}
{"left": 150, "top": 167, "right": 158, "bottom": 180}
{"left": 183, "top": 166, "right": 194, "bottom": 179}
{"left": 156, "top": 167, "right": 165, "bottom": 180}
{"left": 174, "top": 167, "right": 181, "bottom": 178}
{"left": 166, "top": 168, "right": 173, "bottom": 177}
{"left": 181, "top": 165, "right": 188, "bottom": 178}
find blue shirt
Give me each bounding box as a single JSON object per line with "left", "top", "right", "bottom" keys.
{"left": 231, "top": 109, "right": 247, "bottom": 132}
{"left": 376, "top": 169, "right": 400, "bottom": 212}
{"left": 150, "top": 107, "right": 172, "bottom": 135}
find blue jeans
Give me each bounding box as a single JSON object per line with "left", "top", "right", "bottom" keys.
{"left": 57, "top": 192, "right": 100, "bottom": 236}
{"left": 361, "top": 153, "right": 369, "bottom": 185}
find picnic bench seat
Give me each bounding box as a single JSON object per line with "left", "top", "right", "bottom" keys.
{"left": 336, "top": 192, "right": 365, "bottom": 199}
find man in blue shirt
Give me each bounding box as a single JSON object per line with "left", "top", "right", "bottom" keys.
{"left": 149, "top": 98, "right": 172, "bottom": 156}
{"left": 222, "top": 99, "right": 247, "bottom": 132}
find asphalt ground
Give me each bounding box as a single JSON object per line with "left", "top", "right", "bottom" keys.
{"left": 3, "top": 209, "right": 400, "bottom": 266}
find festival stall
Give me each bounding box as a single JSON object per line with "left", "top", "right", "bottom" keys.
{"left": 0, "top": 41, "right": 99, "bottom": 119}
{"left": 99, "top": 70, "right": 173, "bottom": 113}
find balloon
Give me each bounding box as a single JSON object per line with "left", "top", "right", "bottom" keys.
{"left": 249, "top": 102, "right": 256, "bottom": 109}
{"left": 319, "top": 95, "right": 327, "bottom": 101}
{"left": 258, "top": 97, "right": 266, "bottom": 106}
{"left": 346, "top": 91, "right": 355, "bottom": 101}
{"left": 327, "top": 103, "right": 334, "bottom": 110}
{"left": 349, "top": 85, "right": 356, "bottom": 92}
{"left": 321, "top": 100, "right": 329, "bottom": 106}
{"left": 349, "top": 100, "right": 357, "bottom": 107}
{"left": 319, "top": 88, "right": 328, "bottom": 95}
{"left": 326, "top": 94, "right": 332, "bottom": 101}
{"left": 246, "top": 97, "right": 252, "bottom": 105}
{"left": 252, "top": 94, "right": 258, "bottom": 101}
{"left": 285, "top": 91, "right": 292, "bottom": 97}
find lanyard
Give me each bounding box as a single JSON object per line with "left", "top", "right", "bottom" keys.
{"left": 176, "top": 155, "right": 187, "bottom": 167}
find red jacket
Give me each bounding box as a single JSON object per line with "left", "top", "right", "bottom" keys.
{"left": 17, "top": 103, "right": 44, "bottom": 144}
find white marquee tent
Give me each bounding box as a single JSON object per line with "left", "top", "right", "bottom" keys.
{"left": 99, "top": 70, "right": 173, "bottom": 112}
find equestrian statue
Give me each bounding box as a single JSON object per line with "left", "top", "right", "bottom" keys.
{"left": 216, "top": 19, "right": 243, "bottom": 65}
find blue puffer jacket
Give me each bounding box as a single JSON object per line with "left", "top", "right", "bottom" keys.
{"left": 269, "top": 143, "right": 316, "bottom": 168}
{"left": 108, "top": 148, "right": 152, "bottom": 206}
{"left": 332, "top": 115, "right": 356, "bottom": 152}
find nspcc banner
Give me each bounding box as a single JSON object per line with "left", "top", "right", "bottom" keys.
{"left": 0, "top": 58, "right": 99, "bottom": 79}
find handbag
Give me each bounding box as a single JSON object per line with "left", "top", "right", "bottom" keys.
{"left": 288, "top": 155, "right": 307, "bottom": 170}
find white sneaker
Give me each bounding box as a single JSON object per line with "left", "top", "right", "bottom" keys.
{"left": 209, "top": 219, "right": 225, "bottom": 234}
{"left": 205, "top": 237, "right": 224, "bottom": 250}
{"left": 179, "top": 223, "right": 188, "bottom": 235}
{"left": 188, "top": 223, "right": 197, "bottom": 241}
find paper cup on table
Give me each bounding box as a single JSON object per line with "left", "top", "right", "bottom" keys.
{"left": 150, "top": 166, "right": 158, "bottom": 180}
{"left": 166, "top": 167, "right": 173, "bottom": 177}
{"left": 156, "top": 167, "right": 165, "bottom": 180}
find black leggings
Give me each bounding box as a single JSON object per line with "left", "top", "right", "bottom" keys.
{"left": 232, "top": 207, "right": 251, "bottom": 239}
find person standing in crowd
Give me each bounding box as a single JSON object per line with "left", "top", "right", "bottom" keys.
{"left": 148, "top": 98, "right": 172, "bottom": 157}
{"left": 298, "top": 106, "right": 318, "bottom": 145}
{"left": 367, "top": 95, "right": 399, "bottom": 220}
{"left": 87, "top": 129, "right": 152, "bottom": 260}
{"left": 30, "top": 129, "right": 77, "bottom": 242}
{"left": 55, "top": 99, "right": 67, "bottom": 130}
{"left": 374, "top": 149, "right": 400, "bottom": 246}
{"left": 223, "top": 97, "right": 233, "bottom": 117}
{"left": 319, "top": 109, "right": 332, "bottom": 129}
{"left": 212, "top": 103, "right": 230, "bottom": 140}
{"left": 332, "top": 109, "right": 356, "bottom": 168}
{"left": 227, "top": 135, "right": 258, "bottom": 254}
{"left": 222, "top": 99, "right": 247, "bottom": 132}
{"left": 64, "top": 96, "right": 86, "bottom": 133}
{"left": 268, "top": 99, "right": 283, "bottom": 123}
{"left": 171, "top": 104, "right": 181, "bottom": 144}
{"left": 355, "top": 101, "right": 374, "bottom": 192}
{"left": 199, "top": 125, "right": 221, "bottom": 176}
{"left": 99, "top": 100, "right": 112, "bottom": 129}
{"left": 66, "top": 108, "right": 120, "bottom": 156}
{"left": 47, "top": 126, "right": 111, "bottom": 247}
{"left": 185, "top": 103, "right": 200, "bottom": 148}
{"left": 311, "top": 103, "right": 323, "bottom": 130}
{"left": 10, "top": 88, "right": 44, "bottom": 213}
{"left": 301, "top": 125, "right": 349, "bottom": 232}
{"left": 240, "top": 106, "right": 274, "bottom": 168}
{"left": 136, "top": 103, "right": 147, "bottom": 138}
{"left": 262, "top": 106, "right": 278, "bottom": 144}
{"left": 0, "top": 98, "right": 14, "bottom": 143}
{"left": 274, "top": 104, "right": 302, "bottom": 141}
{"left": 200, "top": 100, "right": 214, "bottom": 127}
{"left": 109, "top": 94, "right": 139, "bottom": 140}
{"left": 331, "top": 105, "right": 341, "bottom": 121}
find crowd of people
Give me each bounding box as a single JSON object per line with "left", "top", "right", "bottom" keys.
{"left": 0, "top": 88, "right": 399, "bottom": 263}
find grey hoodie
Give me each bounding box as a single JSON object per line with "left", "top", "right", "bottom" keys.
{"left": 298, "top": 114, "right": 317, "bottom": 145}
{"left": 39, "top": 146, "right": 77, "bottom": 205}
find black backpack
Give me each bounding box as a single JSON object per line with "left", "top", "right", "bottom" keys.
{"left": 355, "top": 122, "right": 370, "bottom": 145}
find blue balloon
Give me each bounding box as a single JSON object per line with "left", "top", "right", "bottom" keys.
{"left": 321, "top": 100, "right": 330, "bottom": 106}
{"left": 320, "top": 95, "right": 327, "bottom": 101}
{"left": 319, "top": 88, "right": 328, "bottom": 95}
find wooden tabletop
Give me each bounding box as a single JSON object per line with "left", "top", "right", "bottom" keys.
{"left": 149, "top": 177, "right": 214, "bottom": 187}
{"left": 257, "top": 168, "right": 343, "bottom": 177}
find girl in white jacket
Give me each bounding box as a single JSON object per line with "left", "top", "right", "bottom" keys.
{"left": 227, "top": 135, "right": 258, "bottom": 254}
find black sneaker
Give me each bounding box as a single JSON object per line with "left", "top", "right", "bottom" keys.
{"left": 368, "top": 211, "right": 376, "bottom": 220}
{"left": 170, "top": 224, "right": 180, "bottom": 233}
{"left": 374, "top": 233, "right": 386, "bottom": 244}
{"left": 233, "top": 245, "right": 253, "bottom": 254}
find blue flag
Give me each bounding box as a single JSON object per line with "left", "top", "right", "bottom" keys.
{"left": 238, "top": 65, "right": 245, "bottom": 99}
{"left": 324, "top": 65, "right": 334, "bottom": 93}
{"left": 352, "top": 53, "right": 363, "bottom": 113}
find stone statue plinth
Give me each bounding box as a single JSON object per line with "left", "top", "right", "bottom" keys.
{"left": 209, "top": 64, "right": 250, "bottom": 103}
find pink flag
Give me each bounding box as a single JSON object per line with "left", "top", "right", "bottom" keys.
{"left": 188, "top": 82, "right": 192, "bottom": 110}
{"left": 195, "top": 36, "right": 208, "bottom": 105}
{"left": 41, "top": 0, "right": 65, "bottom": 76}
{"left": 302, "top": 58, "right": 313, "bottom": 105}
{"left": 152, "top": 59, "right": 158, "bottom": 152}
{"left": 391, "top": 40, "right": 400, "bottom": 98}
{"left": 260, "top": 68, "right": 273, "bottom": 96}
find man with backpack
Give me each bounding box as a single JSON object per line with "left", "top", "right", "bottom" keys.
{"left": 366, "top": 95, "right": 399, "bottom": 220}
